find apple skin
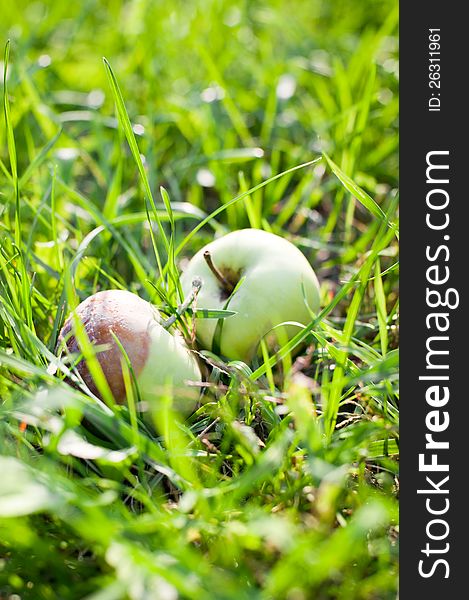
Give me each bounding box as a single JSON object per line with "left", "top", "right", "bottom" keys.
{"left": 180, "top": 229, "right": 320, "bottom": 362}
{"left": 58, "top": 290, "right": 202, "bottom": 414}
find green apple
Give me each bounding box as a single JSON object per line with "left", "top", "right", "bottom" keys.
{"left": 180, "top": 229, "right": 320, "bottom": 362}
{"left": 58, "top": 290, "right": 202, "bottom": 414}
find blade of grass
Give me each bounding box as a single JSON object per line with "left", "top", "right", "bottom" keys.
{"left": 176, "top": 158, "right": 322, "bottom": 255}
{"left": 323, "top": 153, "right": 395, "bottom": 231}
{"left": 373, "top": 258, "right": 389, "bottom": 356}
{"left": 103, "top": 57, "right": 169, "bottom": 277}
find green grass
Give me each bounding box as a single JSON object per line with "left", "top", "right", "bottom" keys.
{"left": 0, "top": 1, "right": 399, "bottom": 598}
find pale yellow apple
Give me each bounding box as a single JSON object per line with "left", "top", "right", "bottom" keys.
{"left": 180, "top": 229, "right": 320, "bottom": 362}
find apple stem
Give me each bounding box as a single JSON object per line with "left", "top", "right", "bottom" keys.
{"left": 203, "top": 250, "right": 232, "bottom": 292}
{"left": 162, "top": 278, "right": 202, "bottom": 329}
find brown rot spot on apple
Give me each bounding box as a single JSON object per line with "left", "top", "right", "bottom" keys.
{"left": 57, "top": 291, "right": 151, "bottom": 402}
